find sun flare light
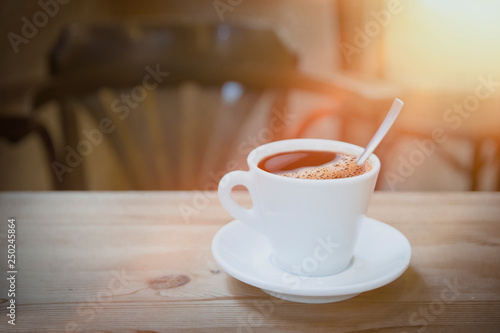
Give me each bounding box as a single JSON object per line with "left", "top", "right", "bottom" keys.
{"left": 385, "top": 0, "right": 500, "bottom": 91}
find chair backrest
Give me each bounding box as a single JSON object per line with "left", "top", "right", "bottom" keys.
{"left": 49, "top": 21, "right": 299, "bottom": 75}
{"left": 41, "top": 21, "right": 300, "bottom": 190}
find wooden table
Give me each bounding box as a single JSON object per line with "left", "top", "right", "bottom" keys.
{"left": 0, "top": 191, "right": 499, "bottom": 332}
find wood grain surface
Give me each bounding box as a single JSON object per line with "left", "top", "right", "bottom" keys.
{"left": 0, "top": 191, "right": 499, "bottom": 332}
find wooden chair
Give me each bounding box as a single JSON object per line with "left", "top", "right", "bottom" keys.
{"left": 33, "top": 21, "right": 398, "bottom": 190}
{"left": 0, "top": 80, "right": 65, "bottom": 190}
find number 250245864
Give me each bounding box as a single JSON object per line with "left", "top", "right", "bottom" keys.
{"left": 7, "top": 218, "right": 16, "bottom": 270}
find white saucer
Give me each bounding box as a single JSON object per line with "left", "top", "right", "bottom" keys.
{"left": 211, "top": 217, "right": 411, "bottom": 303}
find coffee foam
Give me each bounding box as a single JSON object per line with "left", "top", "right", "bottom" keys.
{"left": 278, "top": 153, "right": 370, "bottom": 180}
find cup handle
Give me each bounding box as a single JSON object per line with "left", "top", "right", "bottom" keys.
{"left": 218, "top": 171, "right": 262, "bottom": 232}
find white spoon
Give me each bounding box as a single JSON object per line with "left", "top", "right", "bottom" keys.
{"left": 356, "top": 98, "right": 404, "bottom": 165}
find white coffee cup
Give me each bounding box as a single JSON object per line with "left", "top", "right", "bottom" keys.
{"left": 218, "top": 139, "right": 380, "bottom": 277}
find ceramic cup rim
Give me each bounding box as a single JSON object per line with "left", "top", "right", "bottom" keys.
{"left": 247, "top": 138, "right": 380, "bottom": 184}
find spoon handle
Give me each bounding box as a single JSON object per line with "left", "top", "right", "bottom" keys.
{"left": 356, "top": 98, "right": 404, "bottom": 165}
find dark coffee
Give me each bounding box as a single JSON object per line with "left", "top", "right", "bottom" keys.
{"left": 258, "top": 150, "right": 371, "bottom": 180}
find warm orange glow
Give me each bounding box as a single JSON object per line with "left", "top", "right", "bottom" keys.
{"left": 384, "top": 0, "right": 500, "bottom": 92}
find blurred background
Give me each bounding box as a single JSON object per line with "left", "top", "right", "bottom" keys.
{"left": 0, "top": 0, "right": 499, "bottom": 191}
